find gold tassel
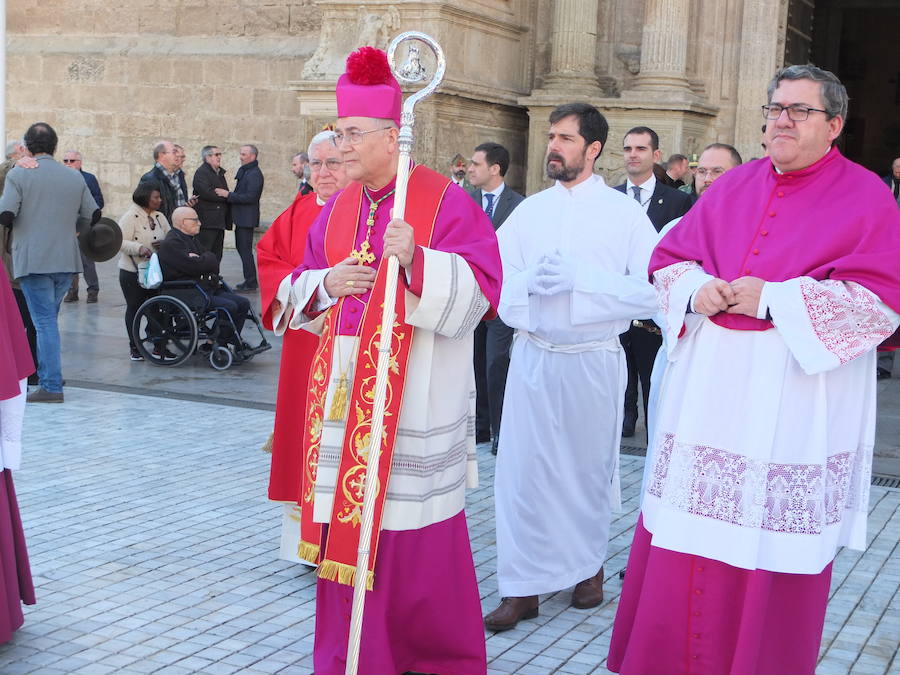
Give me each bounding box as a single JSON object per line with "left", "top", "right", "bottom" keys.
{"left": 297, "top": 541, "right": 320, "bottom": 564}
{"left": 261, "top": 431, "right": 274, "bottom": 454}
{"left": 326, "top": 374, "right": 349, "bottom": 421}
{"left": 317, "top": 560, "right": 374, "bottom": 590}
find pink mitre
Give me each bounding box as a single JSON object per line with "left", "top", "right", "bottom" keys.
{"left": 335, "top": 46, "right": 402, "bottom": 126}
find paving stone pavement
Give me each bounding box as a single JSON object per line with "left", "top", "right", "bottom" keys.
{"left": 0, "top": 388, "right": 897, "bottom": 674}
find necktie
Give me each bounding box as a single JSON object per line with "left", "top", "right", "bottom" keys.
{"left": 894, "top": 180, "right": 899, "bottom": 199}
{"left": 484, "top": 192, "right": 495, "bottom": 220}
{"left": 631, "top": 185, "right": 642, "bottom": 203}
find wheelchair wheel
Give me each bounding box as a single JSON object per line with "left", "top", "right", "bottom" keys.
{"left": 209, "top": 345, "right": 233, "bottom": 370}
{"left": 132, "top": 296, "right": 198, "bottom": 366}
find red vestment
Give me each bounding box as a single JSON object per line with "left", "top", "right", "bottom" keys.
{"left": 257, "top": 191, "right": 323, "bottom": 502}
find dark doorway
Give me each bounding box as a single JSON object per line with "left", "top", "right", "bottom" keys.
{"left": 811, "top": 1, "right": 900, "bottom": 175}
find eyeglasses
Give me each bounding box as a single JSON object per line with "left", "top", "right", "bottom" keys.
{"left": 210, "top": 152, "right": 222, "bottom": 157}
{"left": 761, "top": 104, "right": 829, "bottom": 122}
{"left": 332, "top": 127, "right": 393, "bottom": 147}
{"left": 310, "top": 158, "right": 344, "bottom": 172}
{"left": 696, "top": 167, "right": 726, "bottom": 178}
{"left": 62, "top": 159, "right": 79, "bottom": 164}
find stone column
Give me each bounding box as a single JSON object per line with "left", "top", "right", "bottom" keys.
{"left": 632, "top": 0, "right": 692, "bottom": 92}
{"left": 542, "top": 0, "right": 601, "bottom": 92}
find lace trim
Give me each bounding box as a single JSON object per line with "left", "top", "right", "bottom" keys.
{"left": 799, "top": 279, "right": 893, "bottom": 365}
{"left": 652, "top": 261, "right": 700, "bottom": 317}
{"left": 648, "top": 433, "right": 871, "bottom": 535}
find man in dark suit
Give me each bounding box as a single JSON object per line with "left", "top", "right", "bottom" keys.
{"left": 615, "top": 126, "right": 693, "bottom": 437}
{"left": 192, "top": 145, "right": 232, "bottom": 262}
{"left": 883, "top": 157, "right": 900, "bottom": 204}
{"left": 216, "top": 144, "right": 265, "bottom": 291}
{"left": 61, "top": 150, "right": 105, "bottom": 303}
{"left": 139, "top": 140, "right": 186, "bottom": 223}
{"left": 467, "top": 142, "right": 524, "bottom": 454}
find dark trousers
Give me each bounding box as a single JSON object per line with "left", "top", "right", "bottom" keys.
{"left": 473, "top": 321, "right": 490, "bottom": 440}
{"left": 70, "top": 250, "right": 99, "bottom": 292}
{"left": 119, "top": 269, "right": 156, "bottom": 350}
{"left": 485, "top": 317, "right": 514, "bottom": 441}
{"left": 12, "top": 287, "right": 38, "bottom": 368}
{"left": 621, "top": 323, "right": 662, "bottom": 426}
{"left": 234, "top": 227, "right": 258, "bottom": 285}
{"left": 197, "top": 228, "right": 225, "bottom": 262}
{"left": 209, "top": 290, "right": 251, "bottom": 343}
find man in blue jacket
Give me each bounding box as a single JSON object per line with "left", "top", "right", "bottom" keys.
{"left": 62, "top": 150, "right": 104, "bottom": 303}
{"left": 216, "top": 144, "right": 264, "bottom": 291}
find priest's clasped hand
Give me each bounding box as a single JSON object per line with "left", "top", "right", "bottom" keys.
{"left": 324, "top": 257, "right": 377, "bottom": 298}
{"left": 693, "top": 276, "right": 765, "bottom": 317}
{"left": 527, "top": 252, "right": 575, "bottom": 296}
{"left": 383, "top": 218, "right": 415, "bottom": 268}
{"left": 726, "top": 276, "right": 765, "bottom": 317}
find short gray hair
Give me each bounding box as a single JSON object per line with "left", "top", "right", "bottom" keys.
{"left": 767, "top": 64, "right": 848, "bottom": 120}
{"left": 242, "top": 144, "right": 259, "bottom": 157}
{"left": 201, "top": 145, "right": 219, "bottom": 161}
{"left": 307, "top": 131, "right": 337, "bottom": 158}
{"left": 5, "top": 140, "right": 22, "bottom": 159}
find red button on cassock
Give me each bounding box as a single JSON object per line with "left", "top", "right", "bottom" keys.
{"left": 777, "top": 191, "right": 785, "bottom": 197}
{"left": 693, "top": 633, "right": 701, "bottom": 639}
{"left": 695, "top": 589, "right": 703, "bottom": 595}
{"left": 769, "top": 212, "right": 776, "bottom": 217}
{"left": 760, "top": 230, "right": 768, "bottom": 236}
{"left": 753, "top": 249, "right": 760, "bottom": 255}
{"left": 349, "top": 306, "right": 358, "bottom": 314}
{"left": 744, "top": 268, "right": 751, "bottom": 274}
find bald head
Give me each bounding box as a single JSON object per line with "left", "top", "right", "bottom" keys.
{"left": 892, "top": 157, "right": 900, "bottom": 180}
{"left": 172, "top": 207, "right": 201, "bottom": 235}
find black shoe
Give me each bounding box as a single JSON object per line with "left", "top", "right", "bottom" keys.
{"left": 622, "top": 416, "right": 636, "bottom": 438}
{"left": 152, "top": 347, "right": 177, "bottom": 360}
{"left": 491, "top": 437, "right": 499, "bottom": 455}
{"left": 130, "top": 348, "right": 144, "bottom": 362}
{"left": 235, "top": 281, "right": 258, "bottom": 292}
{"left": 476, "top": 431, "right": 491, "bottom": 444}
{"left": 27, "top": 374, "right": 39, "bottom": 386}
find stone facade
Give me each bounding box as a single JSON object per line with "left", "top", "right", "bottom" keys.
{"left": 6, "top": 0, "right": 794, "bottom": 219}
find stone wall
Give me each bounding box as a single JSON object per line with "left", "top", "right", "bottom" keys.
{"left": 7, "top": 0, "right": 321, "bottom": 224}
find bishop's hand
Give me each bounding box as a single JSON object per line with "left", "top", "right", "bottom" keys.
{"left": 383, "top": 218, "right": 415, "bottom": 269}
{"left": 692, "top": 278, "right": 735, "bottom": 315}
{"left": 324, "top": 257, "right": 377, "bottom": 298}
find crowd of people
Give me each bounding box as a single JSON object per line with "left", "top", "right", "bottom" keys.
{"left": 1, "top": 42, "right": 899, "bottom": 675}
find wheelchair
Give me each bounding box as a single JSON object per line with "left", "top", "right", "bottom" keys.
{"left": 130, "top": 279, "right": 271, "bottom": 370}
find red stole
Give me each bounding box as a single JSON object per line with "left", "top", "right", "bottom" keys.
{"left": 299, "top": 166, "right": 450, "bottom": 589}
{"left": 258, "top": 191, "right": 325, "bottom": 503}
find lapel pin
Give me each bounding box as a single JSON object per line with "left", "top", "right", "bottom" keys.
{"left": 658, "top": 199, "right": 663, "bottom": 204}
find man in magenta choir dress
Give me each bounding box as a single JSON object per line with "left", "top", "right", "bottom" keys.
{"left": 271, "top": 47, "right": 501, "bottom": 675}
{"left": 608, "top": 64, "right": 900, "bottom": 674}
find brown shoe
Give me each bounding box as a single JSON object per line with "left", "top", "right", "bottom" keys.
{"left": 26, "top": 388, "right": 64, "bottom": 403}
{"left": 571, "top": 567, "right": 604, "bottom": 609}
{"left": 86, "top": 290, "right": 98, "bottom": 303}
{"left": 483, "top": 596, "right": 538, "bottom": 632}
{"left": 63, "top": 289, "right": 78, "bottom": 303}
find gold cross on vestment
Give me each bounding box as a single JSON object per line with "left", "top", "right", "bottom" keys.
{"left": 350, "top": 240, "right": 376, "bottom": 265}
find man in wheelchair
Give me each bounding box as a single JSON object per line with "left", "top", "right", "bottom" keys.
{"left": 157, "top": 206, "right": 252, "bottom": 355}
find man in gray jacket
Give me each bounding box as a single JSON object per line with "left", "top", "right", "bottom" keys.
{"left": 0, "top": 123, "right": 99, "bottom": 402}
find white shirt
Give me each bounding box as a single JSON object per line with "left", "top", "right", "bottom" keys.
{"left": 481, "top": 182, "right": 505, "bottom": 212}
{"left": 625, "top": 173, "right": 656, "bottom": 212}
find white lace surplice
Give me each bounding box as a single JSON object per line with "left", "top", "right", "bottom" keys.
{"left": 643, "top": 262, "right": 899, "bottom": 574}
{"left": 0, "top": 379, "right": 26, "bottom": 471}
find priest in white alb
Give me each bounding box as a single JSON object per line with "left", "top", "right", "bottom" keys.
{"left": 484, "top": 103, "right": 658, "bottom": 631}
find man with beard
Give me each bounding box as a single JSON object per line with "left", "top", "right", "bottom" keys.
{"left": 256, "top": 129, "right": 349, "bottom": 563}
{"left": 484, "top": 102, "right": 658, "bottom": 631}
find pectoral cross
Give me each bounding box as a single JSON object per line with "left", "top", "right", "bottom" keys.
{"left": 351, "top": 240, "right": 376, "bottom": 265}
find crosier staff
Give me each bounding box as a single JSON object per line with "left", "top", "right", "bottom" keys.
{"left": 344, "top": 31, "right": 446, "bottom": 675}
